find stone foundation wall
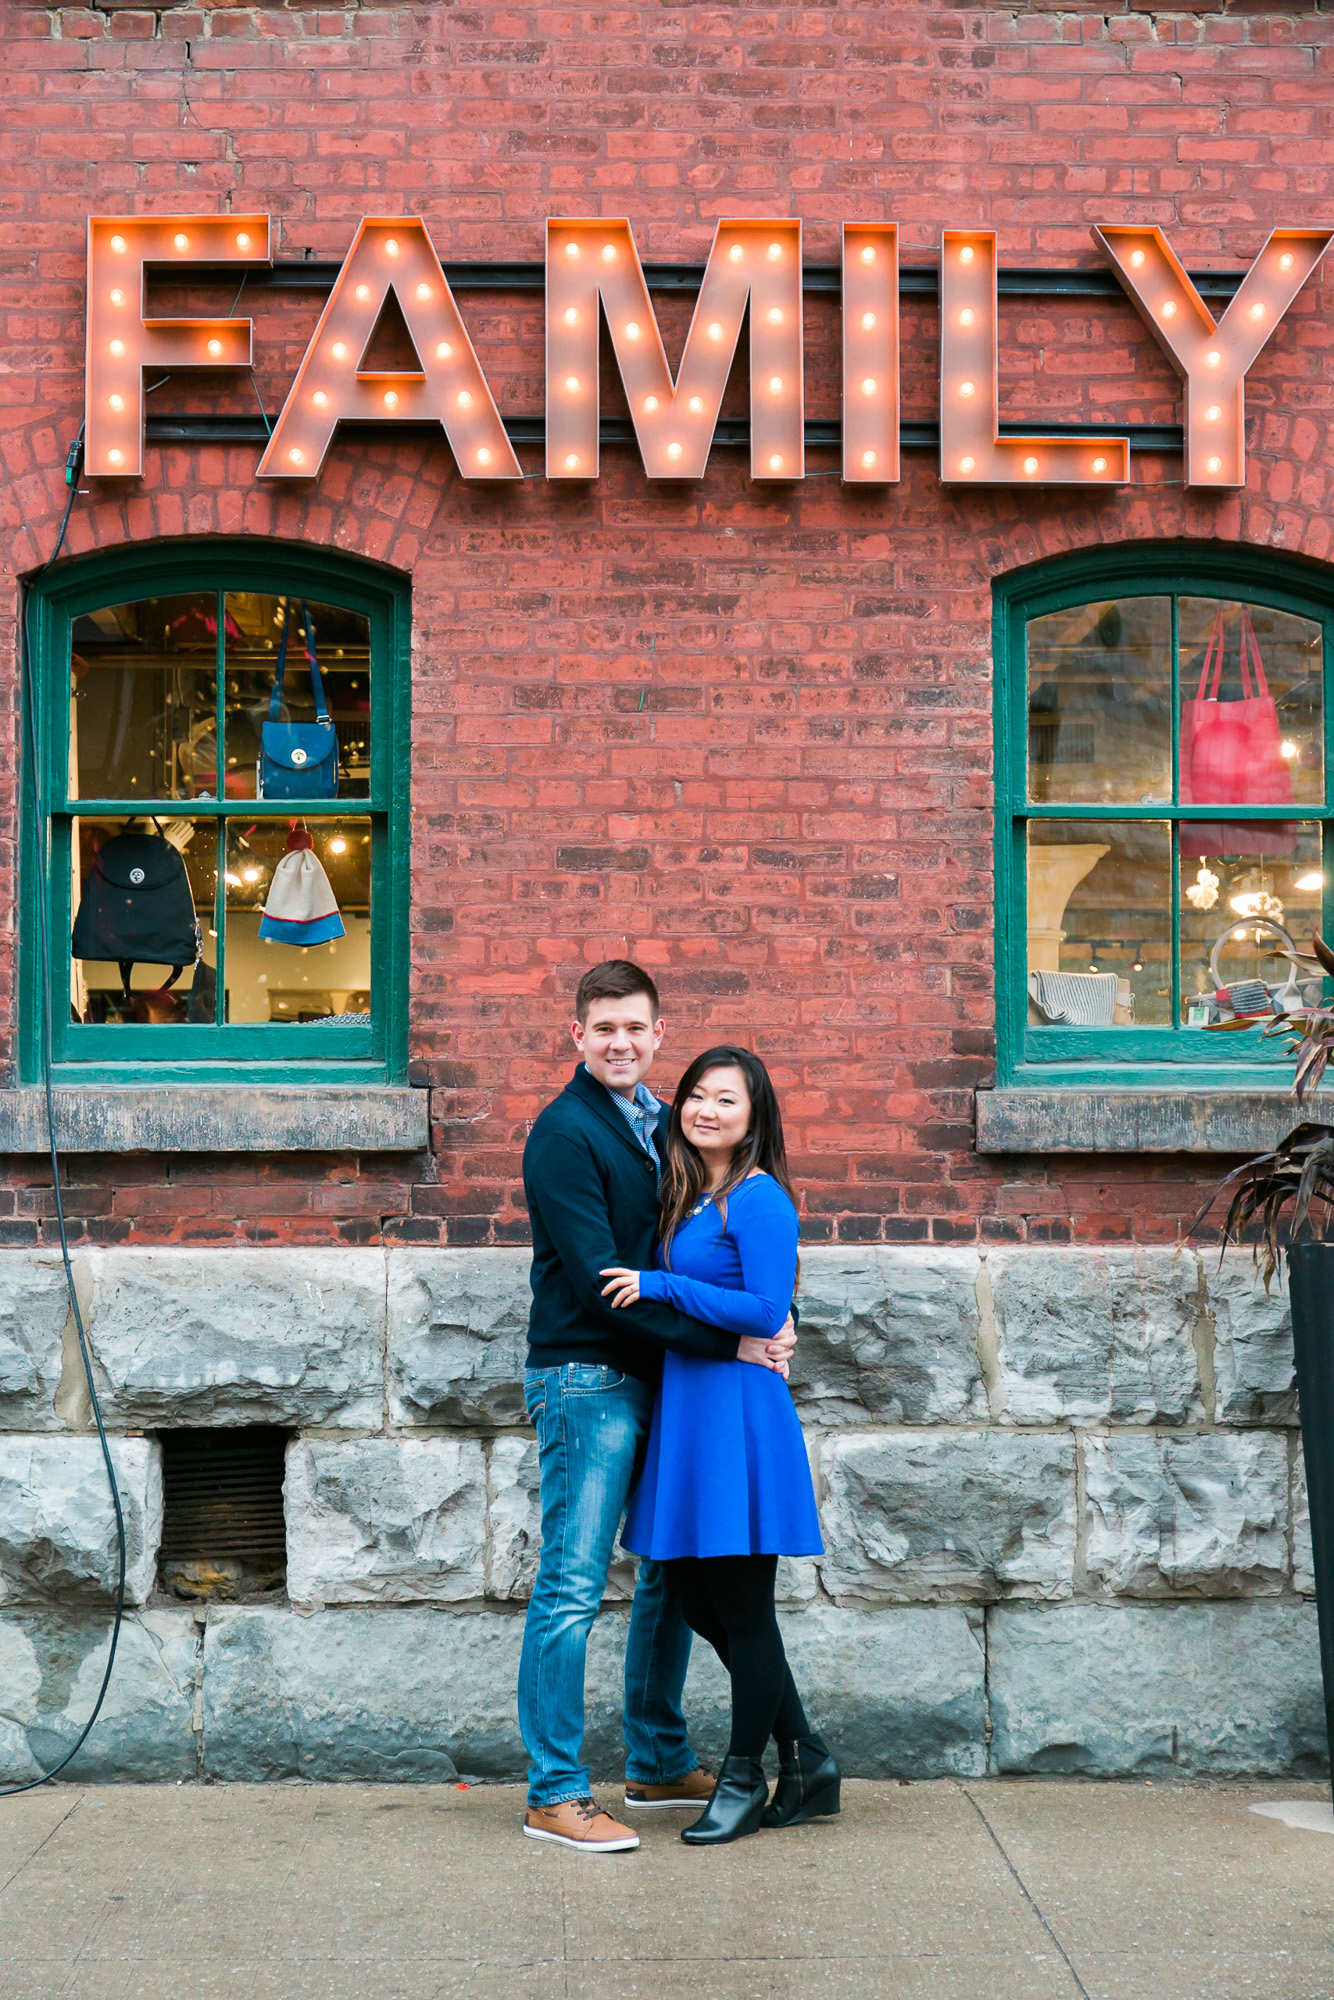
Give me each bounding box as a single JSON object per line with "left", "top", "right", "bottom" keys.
{"left": 0, "top": 1247, "right": 1323, "bottom": 1784}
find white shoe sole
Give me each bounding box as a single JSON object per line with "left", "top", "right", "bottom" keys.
{"left": 623, "top": 1795, "right": 711, "bottom": 1811}
{"left": 523, "top": 1824, "right": 640, "bottom": 1852}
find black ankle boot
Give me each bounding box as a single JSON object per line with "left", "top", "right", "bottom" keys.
{"left": 680, "top": 1753, "right": 769, "bottom": 1846}
{"left": 760, "top": 1731, "right": 841, "bottom": 1828}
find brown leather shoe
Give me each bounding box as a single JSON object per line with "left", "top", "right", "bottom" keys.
{"left": 523, "top": 1797, "right": 640, "bottom": 1852}
{"left": 624, "top": 1768, "right": 715, "bottom": 1810}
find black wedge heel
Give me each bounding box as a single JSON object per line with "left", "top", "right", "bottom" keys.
{"left": 760, "top": 1731, "right": 841, "bottom": 1828}
{"left": 680, "top": 1754, "right": 770, "bottom": 1845}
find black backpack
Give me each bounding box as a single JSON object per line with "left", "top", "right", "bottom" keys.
{"left": 72, "top": 828, "right": 200, "bottom": 1003}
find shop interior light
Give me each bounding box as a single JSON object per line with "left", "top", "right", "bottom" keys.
{"left": 1297, "top": 872, "right": 1325, "bottom": 891}
{"left": 330, "top": 836, "right": 347, "bottom": 855}
{"left": 1281, "top": 740, "right": 1299, "bottom": 758}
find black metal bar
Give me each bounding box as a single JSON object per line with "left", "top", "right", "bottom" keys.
{"left": 185, "top": 258, "right": 1245, "bottom": 303}
{"left": 146, "top": 413, "right": 1186, "bottom": 453}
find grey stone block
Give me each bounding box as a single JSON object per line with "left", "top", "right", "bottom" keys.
{"left": 1293, "top": 1452, "right": 1314, "bottom": 1597}
{"left": 285, "top": 1439, "right": 486, "bottom": 1611}
{"left": 990, "top": 1248, "right": 1203, "bottom": 1427}
{"left": 0, "top": 1608, "right": 198, "bottom": 1784}
{"left": 1208, "top": 1257, "right": 1297, "bottom": 1425}
{"left": 789, "top": 1248, "right": 986, "bottom": 1427}
{"left": 388, "top": 1249, "right": 530, "bottom": 1428}
{"left": 989, "top": 1602, "right": 1326, "bottom": 1777}
{"left": 0, "top": 1437, "right": 162, "bottom": 1607}
{"left": 84, "top": 1249, "right": 384, "bottom": 1428}
{"left": 484, "top": 1434, "right": 638, "bottom": 1604}
{"left": 0, "top": 1255, "right": 71, "bottom": 1432}
{"left": 818, "top": 1431, "right": 1076, "bottom": 1604}
{"left": 1082, "top": 1433, "right": 1288, "bottom": 1598}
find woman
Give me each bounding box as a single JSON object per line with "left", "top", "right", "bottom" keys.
{"left": 600, "top": 1045, "right": 839, "bottom": 1846}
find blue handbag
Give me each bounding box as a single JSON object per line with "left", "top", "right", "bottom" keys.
{"left": 258, "top": 601, "right": 339, "bottom": 800}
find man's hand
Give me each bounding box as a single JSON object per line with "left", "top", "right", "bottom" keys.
{"left": 599, "top": 1266, "right": 641, "bottom": 1309}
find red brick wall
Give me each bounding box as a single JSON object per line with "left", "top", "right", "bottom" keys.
{"left": 3, "top": 2, "right": 1334, "bottom": 1248}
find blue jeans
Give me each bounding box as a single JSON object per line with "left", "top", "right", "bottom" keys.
{"left": 517, "top": 1363, "right": 697, "bottom": 1808}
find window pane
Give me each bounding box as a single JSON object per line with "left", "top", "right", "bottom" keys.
{"left": 223, "top": 596, "right": 372, "bottom": 802}
{"left": 70, "top": 816, "right": 217, "bottom": 1025}
{"left": 68, "top": 595, "right": 217, "bottom": 803}
{"left": 1179, "top": 598, "right": 1323, "bottom": 807}
{"left": 225, "top": 818, "right": 371, "bottom": 1024}
{"left": 1026, "top": 597, "right": 1171, "bottom": 804}
{"left": 1179, "top": 830, "right": 1324, "bottom": 1026}
{"left": 1027, "top": 820, "right": 1172, "bottom": 1027}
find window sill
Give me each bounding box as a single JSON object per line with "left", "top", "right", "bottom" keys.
{"left": 0, "top": 1085, "right": 429, "bottom": 1154}
{"left": 976, "top": 1086, "right": 1334, "bottom": 1154}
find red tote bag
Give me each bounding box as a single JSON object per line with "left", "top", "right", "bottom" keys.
{"left": 1179, "top": 606, "right": 1295, "bottom": 857}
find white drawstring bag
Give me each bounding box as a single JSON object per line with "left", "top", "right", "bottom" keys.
{"left": 257, "top": 844, "right": 346, "bottom": 947}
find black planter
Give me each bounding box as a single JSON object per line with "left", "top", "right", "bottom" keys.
{"left": 1285, "top": 1241, "right": 1334, "bottom": 1802}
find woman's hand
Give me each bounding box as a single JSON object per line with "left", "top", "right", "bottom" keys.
{"left": 600, "top": 1266, "right": 642, "bottom": 1309}
{"left": 737, "top": 1334, "right": 788, "bottom": 1378}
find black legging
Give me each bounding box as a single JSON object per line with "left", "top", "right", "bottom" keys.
{"left": 665, "top": 1554, "right": 810, "bottom": 1760}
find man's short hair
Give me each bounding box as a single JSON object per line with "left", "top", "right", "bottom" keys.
{"left": 575, "top": 959, "right": 661, "bottom": 1023}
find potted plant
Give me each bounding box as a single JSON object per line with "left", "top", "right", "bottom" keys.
{"left": 1191, "top": 934, "right": 1334, "bottom": 1797}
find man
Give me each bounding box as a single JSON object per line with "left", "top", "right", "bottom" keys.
{"left": 518, "top": 959, "right": 796, "bottom": 1853}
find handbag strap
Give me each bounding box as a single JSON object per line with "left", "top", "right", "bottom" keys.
{"left": 1196, "top": 604, "right": 1269, "bottom": 702}
{"left": 269, "top": 601, "right": 331, "bottom": 726}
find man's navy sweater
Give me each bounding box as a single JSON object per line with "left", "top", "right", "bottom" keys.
{"left": 523, "top": 1065, "right": 741, "bottom": 1379}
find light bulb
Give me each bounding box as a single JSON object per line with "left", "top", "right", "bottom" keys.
{"left": 236, "top": 232, "right": 251, "bottom": 250}
{"left": 1205, "top": 405, "right": 1220, "bottom": 421}
{"left": 861, "top": 449, "right": 876, "bottom": 468}
{"left": 355, "top": 284, "right": 370, "bottom": 301}
{"left": 768, "top": 376, "right": 783, "bottom": 394}
{"left": 564, "top": 453, "right": 579, "bottom": 470}
{"left": 860, "top": 245, "right": 875, "bottom": 265}
{"left": 384, "top": 238, "right": 399, "bottom": 256}
{"left": 666, "top": 442, "right": 682, "bottom": 460}
{"left": 457, "top": 389, "right": 472, "bottom": 408}
{"left": 109, "top": 288, "right": 124, "bottom": 306}
{"left": 1161, "top": 300, "right": 1177, "bottom": 318}
{"left": 688, "top": 395, "right": 704, "bottom": 412}
{"left": 959, "top": 245, "right": 974, "bottom": 264}
{"left": 1130, "top": 248, "right": 1146, "bottom": 267}
{"left": 1092, "top": 456, "right": 1108, "bottom": 474}
{"left": 1133, "top": 958, "right": 1144, "bottom": 973}
{"left": 1281, "top": 740, "right": 1298, "bottom": 759}
{"left": 768, "top": 453, "right": 783, "bottom": 471}
{"left": 109, "top": 339, "right": 125, "bottom": 356}
{"left": 644, "top": 395, "right": 659, "bottom": 413}
{"left": 1235, "top": 928, "right": 1247, "bottom": 942}
{"left": 1023, "top": 456, "right": 1039, "bottom": 475}
{"left": 477, "top": 447, "right": 492, "bottom": 466}
{"left": 564, "top": 307, "right": 578, "bottom": 325}
{"left": 728, "top": 244, "right": 743, "bottom": 263}
{"left": 1280, "top": 252, "right": 1295, "bottom": 271}
{"left": 110, "top": 235, "right": 126, "bottom": 253}
{"left": 330, "top": 837, "right": 347, "bottom": 855}
{"left": 862, "top": 377, "right": 876, "bottom": 395}
{"left": 1207, "top": 455, "right": 1222, "bottom": 473}
{"left": 1296, "top": 872, "right": 1324, "bottom": 891}
{"left": 624, "top": 322, "right": 641, "bottom": 339}
{"left": 207, "top": 339, "right": 223, "bottom": 356}
{"left": 107, "top": 447, "right": 123, "bottom": 465}
{"left": 313, "top": 390, "right": 327, "bottom": 406}
{"left": 1250, "top": 301, "right": 1266, "bottom": 320}
{"left": 564, "top": 241, "right": 580, "bottom": 259}
{"left": 108, "top": 393, "right": 124, "bottom": 411}
{"left": 708, "top": 322, "right": 723, "bottom": 340}
{"left": 436, "top": 341, "right": 452, "bottom": 360}
{"left": 243, "top": 867, "right": 260, "bottom": 884}
{"left": 960, "top": 455, "right": 975, "bottom": 473}
{"left": 173, "top": 232, "right": 189, "bottom": 251}
{"left": 601, "top": 244, "right": 616, "bottom": 262}
{"left": 767, "top": 242, "right": 782, "bottom": 260}
{"left": 768, "top": 307, "right": 783, "bottom": 325}
{"left": 332, "top": 342, "right": 347, "bottom": 359}
{"left": 383, "top": 389, "right": 399, "bottom": 408}
{"left": 959, "top": 380, "right": 975, "bottom": 397}
{"left": 564, "top": 375, "right": 580, "bottom": 393}
{"left": 416, "top": 283, "right": 432, "bottom": 301}
{"left": 959, "top": 308, "right": 974, "bottom": 327}
{"left": 860, "top": 312, "right": 875, "bottom": 330}
{"left": 288, "top": 447, "right": 304, "bottom": 465}
{"left": 1206, "top": 349, "right": 1220, "bottom": 366}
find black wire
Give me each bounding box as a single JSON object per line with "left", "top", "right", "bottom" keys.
{"left": 0, "top": 423, "right": 128, "bottom": 1798}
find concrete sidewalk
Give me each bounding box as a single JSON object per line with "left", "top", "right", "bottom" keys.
{"left": 1, "top": 1779, "right": 1331, "bottom": 2000}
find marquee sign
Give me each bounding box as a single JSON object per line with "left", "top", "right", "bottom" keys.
{"left": 83, "top": 213, "right": 1332, "bottom": 491}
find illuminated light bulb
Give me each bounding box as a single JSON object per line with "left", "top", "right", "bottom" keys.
{"left": 313, "top": 390, "right": 328, "bottom": 407}
{"left": 1281, "top": 740, "right": 1299, "bottom": 759}
{"left": 384, "top": 238, "right": 399, "bottom": 256}
{"left": 1280, "top": 252, "right": 1295, "bottom": 271}
{"left": 644, "top": 395, "right": 659, "bottom": 413}
{"left": 243, "top": 868, "right": 260, "bottom": 885}
{"left": 383, "top": 389, "right": 399, "bottom": 408}
{"left": 959, "top": 308, "right": 974, "bottom": 327}
{"left": 861, "top": 450, "right": 877, "bottom": 468}
{"left": 1296, "top": 871, "right": 1325, "bottom": 892}
{"left": 416, "top": 283, "right": 432, "bottom": 301}
{"left": 767, "top": 242, "right": 782, "bottom": 260}
{"left": 109, "top": 288, "right": 124, "bottom": 306}
{"left": 457, "top": 389, "right": 472, "bottom": 408}
{"left": 435, "top": 341, "right": 453, "bottom": 361}
{"left": 1234, "top": 928, "right": 1247, "bottom": 942}
{"left": 768, "top": 453, "right": 783, "bottom": 471}
{"left": 289, "top": 448, "right": 304, "bottom": 465}
{"left": 601, "top": 244, "right": 616, "bottom": 262}
{"left": 624, "top": 322, "right": 641, "bottom": 340}
{"left": 1023, "top": 456, "right": 1039, "bottom": 475}
{"left": 107, "top": 447, "right": 123, "bottom": 466}
{"left": 1161, "top": 300, "right": 1177, "bottom": 318}
{"left": 236, "top": 232, "right": 251, "bottom": 251}
{"left": 960, "top": 456, "right": 976, "bottom": 473}
{"left": 564, "top": 306, "right": 578, "bottom": 325}
{"left": 108, "top": 393, "right": 124, "bottom": 412}
{"left": 110, "top": 234, "right": 126, "bottom": 253}
{"left": 173, "top": 232, "right": 189, "bottom": 251}
{"left": 708, "top": 322, "right": 723, "bottom": 340}
{"left": 1206, "top": 350, "right": 1221, "bottom": 366}
{"left": 768, "top": 376, "right": 783, "bottom": 394}
{"left": 768, "top": 308, "right": 783, "bottom": 325}
{"left": 1130, "top": 248, "right": 1146, "bottom": 267}
{"left": 688, "top": 395, "right": 703, "bottom": 413}
{"left": 860, "top": 245, "right": 876, "bottom": 265}
{"left": 959, "top": 245, "right": 974, "bottom": 264}
{"left": 1205, "top": 405, "right": 1221, "bottom": 422}
{"left": 959, "top": 380, "right": 975, "bottom": 397}
{"left": 728, "top": 244, "right": 743, "bottom": 263}
{"left": 666, "top": 442, "right": 683, "bottom": 460}
{"left": 862, "top": 377, "right": 876, "bottom": 396}
{"left": 477, "top": 447, "right": 492, "bottom": 466}
{"left": 207, "top": 338, "right": 223, "bottom": 357}
{"left": 332, "top": 342, "right": 347, "bottom": 359}
{"left": 1207, "top": 455, "right": 1222, "bottom": 474}
{"left": 565, "top": 241, "right": 580, "bottom": 259}
{"left": 1092, "top": 456, "right": 1108, "bottom": 474}
{"left": 330, "top": 837, "right": 347, "bottom": 855}
{"left": 564, "top": 453, "right": 579, "bottom": 470}
{"left": 355, "top": 284, "right": 371, "bottom": 302}
{"left": 109, "top": 338, "right": 125, "bottom": 356}
{"left": 860, "top": 312, "right": 876, "bottom": 330}
{"left": 1250, "top": 301, "right": 1266, "bottom": 320}
{"left": 565, "top": 375, "right": 580, "bottom": 393}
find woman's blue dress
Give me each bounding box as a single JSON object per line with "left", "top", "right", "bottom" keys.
{"left": 621, "top": 1173, "right": 823, "bottom": 1560}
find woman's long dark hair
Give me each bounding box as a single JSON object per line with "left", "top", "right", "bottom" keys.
{"left": 659, "top": 1044, "right": 797, "bottom": 1268}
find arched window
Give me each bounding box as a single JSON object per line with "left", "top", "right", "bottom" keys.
{"left": 994, "top": 546, "right": 1332, "bottom": 1087}
{"left": 24, "top": 540, "right": 409, "bottom": 1083}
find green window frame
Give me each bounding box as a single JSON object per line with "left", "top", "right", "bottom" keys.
{"left": 22, "top": 539, "right": 410, "bottom": 1086}
{"left": 994, "top": 543, "right": 1334, "bottom": 1090}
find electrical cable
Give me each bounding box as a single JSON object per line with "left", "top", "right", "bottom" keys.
{"left": 0, "top": 421, "right": 129, "bottom": 1798}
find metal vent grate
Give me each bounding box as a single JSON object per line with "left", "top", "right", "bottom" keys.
{"left": 158, "top": 1428, "right": 290, "bottom": 1576}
